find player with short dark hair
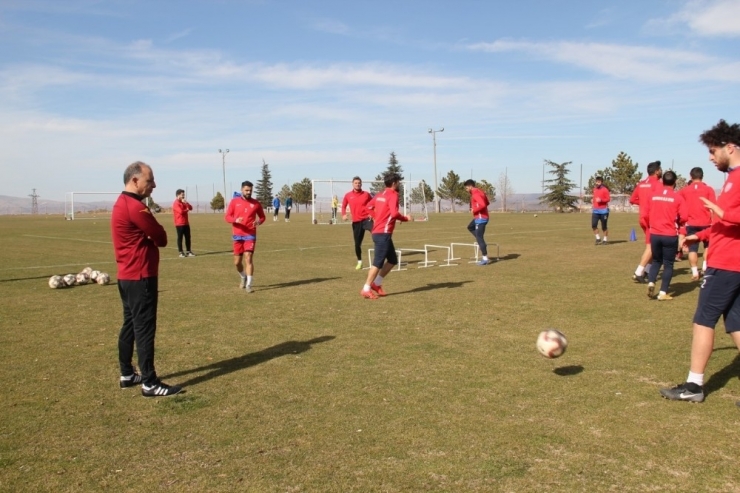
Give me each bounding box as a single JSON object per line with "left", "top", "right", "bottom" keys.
{"left": 342, "top": 176, "right": 373, "bottom": 270}
{"left": 463, "top": 179, "right": 491, "bottom": 265}
{"left": 360, "top": 173, "right": 410, "bottom": 299}
{"left": 630, "top": 160, "right": 663, "bottom": 282}
{"left": 660, "top": 119, "right": 740, "bottom": 405}
{"left": 173, "top": 188, "right": 195, "bottom": 257}
{"left": 591, "top": 176, "right": 610, "bottom": 245}
{"left": 225, "top": 181, "right": 266, "bottom": 293}
{"left": 679, "top": 167, "right": 716, "bottom": 280}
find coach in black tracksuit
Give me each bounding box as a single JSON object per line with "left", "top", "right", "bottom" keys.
{"left": 111, "top": 161, "right": 181, "bottom": 398}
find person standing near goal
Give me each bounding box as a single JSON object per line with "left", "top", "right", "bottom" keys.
{"left": 112, "top": 161, "right": 182, "bottom": 397}
{"left": 226, "top": 181, "right": 266, "bottom": 293}
{"left": 660, "top": 119, "right": 740, "bottom": 406}
{"left": 173, "top": 189, "right": 195, "bottom": 258}
{"left": 284, "top": 193, "right": 293, "bottom": 223}
{"left": 464, "top": 180, "right": 491, "bottom": 266}
{"left": 361, "top": 173, "right": 410, "bottom": 299}
{"left": 272, "top": 194, "right": 280, "bottom": 222}
{"left": 342, "top": 176, "right": 373, "bottom": 270}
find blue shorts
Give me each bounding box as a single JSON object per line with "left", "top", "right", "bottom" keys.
{"left": 693, "top": 268, "right": 740, "bottom": 333}
{"left": 372, "top": 233, "right": 398, "bottom": 269}
{"left": 591, "top": 212, "right": 608, "bottom": 230}
{"left": 686, "top": 225, "right": 710, "bottom": 253}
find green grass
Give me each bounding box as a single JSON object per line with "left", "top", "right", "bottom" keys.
{"left": 1, "top": 211, "right": 739, "bottom": 492}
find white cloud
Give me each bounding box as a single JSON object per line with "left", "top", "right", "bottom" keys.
{"left": 664, "top": 0, "right": 740, "bottom": 37}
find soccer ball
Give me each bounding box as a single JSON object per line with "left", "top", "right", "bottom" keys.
{"left": 76, "top": 272, "right": 90, "bottom": 285}
{"left": 90, "top": 270, "right": 100, "bottom": 281}
{"left": 48, "top": 275, "right": 64, "bottom": 289}
{"left": 63, "top": 274, "right": 77, "bottom": 286}
{"left": 81, "top": 266, "right": 93, "bottom": 277}
{"left": 536, "top": 329, "right": 568, "bottom": 358}
{"left": 96, "top": 272, "right": 111, "bottom": 285}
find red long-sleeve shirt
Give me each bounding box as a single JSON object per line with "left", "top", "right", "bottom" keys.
{"left": 225, "top": 196, "right": 265, "bottom": 238}
{"left": 679, "top": 181, "right": 716, "bottom": 227}
{"left": 172, "top": 198, "right": 192, "bottom": 226}
{"left": 470, "top": 187, "right": 490, "bottom": 221}
{"left": 630, "top": 175, "right": 661, "bottom": 208}
{"left": 646, "top": 185, "right": 687, "bottom": 237}
{"left": 592, "top": 186, "right": 610, "bottom": 210}
{"left": 111, "top": 192, "right": 167, "bottom": 280}
{"left": 369, "top": 187, "right": 407, "bottom": 234}
{"left": 696, "top": 168, "right": 740, "bottom": 272}
{"left": 341, "top": 189, "right": 372, "bottom": 222}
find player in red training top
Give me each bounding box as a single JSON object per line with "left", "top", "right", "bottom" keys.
{"left": 644, "top": 170, "right": 687, "bottom": 300}
{"left": 111, "top": 161, "right": 182, "bottom": 397}
{"left": 660, "top": 119, "right": 740, "bottom": 406}
{"left": 629, "top": 161, "right": 662, "bottom": 282}
{"left": 173, "top": 188, "right": 195, "bottom": 258}
{"left": 342, "top": 176, "right": 373, "bottom": 270}
{"left": 591, "top": 176, "right": 610, "bottom": 245}
{"left": 360, "top": 172, "right": 410, "bottom": 299}
{"left": 679, "top": 167, "right": 716, "bottom": 280}
{"left": 225, "top": 181, "right": 266, "bottom": 293}
{"left": 464, "top": 179, "right": 492, "bottom": 265}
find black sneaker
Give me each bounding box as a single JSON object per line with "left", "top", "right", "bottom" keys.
{"left": 186, "top": 251, "right": 196, "bottom": 257}
{"left": 595, "top": 239, "right": 601, "bottom": 245}
{"left": 141, "top": 380, "right": 182, "bottom": 398}
{"left": 632, "top": 273, "right": 646, "bottom": 283}
{"left": 178, "top": 252, "right": 185, "bottom": 258}
{"left": 120, "top": 373, "right": 142, "bottom": 388}
{"left": 659, "top": 382, "right": 704, "bottom": 403}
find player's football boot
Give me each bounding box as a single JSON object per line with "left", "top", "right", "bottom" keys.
{"left": 360, "top": 289, "right": 378, "bottom": 300}
{"left": 656, "top": 293, "right": 673, "bottom": 301}
{"left": 647, "top": 282, "right": 655, "bottom": 299}
{"left": 370, "top": 283, "right": 387, "bottom": 297}
{"left": 239, "top": 277, "right": 247, "bottom": 289}
{"left": 632, "top": 272, "right": 647, "bottom": 283}
{"left": 355, "top": 261, "right": 363, "bottom": 270}
{"left": 659, "top": 382, "right": 704, "bottom": 403}
{"left": 245, "top": 285, "right": 254, "bottom": 294}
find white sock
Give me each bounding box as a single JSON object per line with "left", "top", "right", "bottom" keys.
{"left": 357, "top": 259, "right": 362, "bottom": 264}
{"left": 635, "top": 265, "right": 645, "bottom": 276}
{"left": 363, "top": 284, "right": 372, "bottom": 291}
{"left": 659, "top": 290, "right": 667, "bottom": 296}
{"left": 374, "top": 275, "right": 384, "bottom": 286}
{"left": 687, "top": 371, "right": 704, "bottom": 386}
{"left": 247, "top": 275, "right": 253, "bottom": 286}
{"left": 482, "top": 256, "right": 488, "bottom": 261}
{"left": 603, "top": 236, "right": 608, "bottom": 242}
{"left": 595, "top": 234, "right": 600, "bottom": 240}
{"left": 691, "top": 267, "right": 699, "bottom": 277}
{"left": 239, "top": 272, "right": 247, "bottom": 279}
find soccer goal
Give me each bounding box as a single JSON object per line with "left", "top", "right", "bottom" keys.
{"left": 311, "top": 180, "right": 430, "bottom": 225}
{"left": 64, "top": 192, "right": 120, "bottom": 220}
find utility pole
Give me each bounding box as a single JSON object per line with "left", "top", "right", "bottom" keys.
{"left": 29, "top": 189, "right": 39, "bottom": 215}
{"left": 428, "top": 128, "right": 444, "bottom": 213}
{"left": 219, "top": 149, "right": 230, "bottom": 207}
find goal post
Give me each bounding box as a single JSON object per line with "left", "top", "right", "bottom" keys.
{"left": 64, "top": 192, "right": 120, "bottom": 220}
{"left": 311, "top": 180, "right": 430, "bottom": 225}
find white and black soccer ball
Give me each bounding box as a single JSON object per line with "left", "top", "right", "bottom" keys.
{"left": 96, "top": 272, "right": 111, "bottom": 285}
{"left": 76, "top": 272, "right": 90, "bottom": 285}
{"left": 90, "top": 270, "right": 100, "bottom": 281}
{"left": 81, "top": 266, "right": 93, "bottom": 277}
{"left": 536, "top": 329, "right": 568, "bottom": 359}
{"left": 48, "top": 275, "right": 64, "bottom": 289}
{"left": 63, "top": 274, "right": 77, "bottom": 286}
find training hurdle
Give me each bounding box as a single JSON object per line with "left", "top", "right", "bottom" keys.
{"left": 420, "top": 244, "right": 456, "bottom": 268}
{"left": 450, "top": 242, "right": 500, "bottom": 263}
{"left": 365, "top": 248, "right": 405, "bottom": 271}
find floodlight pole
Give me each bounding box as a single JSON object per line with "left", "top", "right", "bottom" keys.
{"left": 219, "top": 148, "right": 229, "bottom": 206}
{"left": 428, "top": 127, "right": 444, "bottom": 213}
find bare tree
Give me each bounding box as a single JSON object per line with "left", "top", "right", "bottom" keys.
{"left": 497, "top": 171, "right": 515, "bottom": 212}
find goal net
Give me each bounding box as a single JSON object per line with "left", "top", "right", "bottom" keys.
{"left": 64, "top": 192, "right": 121, "bottom": 220}
{"left": 311, "top": 180, "right": 429, "bottom": 225}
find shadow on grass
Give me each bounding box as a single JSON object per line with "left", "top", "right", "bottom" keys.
{"left": 389, "top": 280, "right": 473, "bottom": 295}
{"left": 602, "top": 240, "right": 628, "bottom": 246}
{"left": 161, "top": 335, "right": 336, "bottom": 388}
{"left": 495, "top": 253, "right": 520, "bottom": 262}
{"left": 258, "top": 277, "right": 340, "bottom": 291}
{"left": 0, "top": 274, "right": 55, "bottom": 283}
{"left": 191, "top": 250, "right": 233, "bottom": 257}
{"left": 553, "top": 365, "right": 584, "bottom": 376}
{"left": 669, "top": 281, "right": 700, "bottom": 297}
{"left": 704, "top": 354, "right": 740, "bottom": 397}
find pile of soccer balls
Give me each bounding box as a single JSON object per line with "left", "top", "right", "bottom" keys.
{"left": 48, "top": 267, "right": 111, "bottom": 289}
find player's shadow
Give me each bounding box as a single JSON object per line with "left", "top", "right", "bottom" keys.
{"left": 0, "top": 274, "right": 55, "bottom": 283}
{"left": 602, "top": 240, "right": 627, "bottom": 246}
{"left": 669, "top": 281, "right": 700, "bottom": 297}
{"left": 553, "top": 365, "right": 584, "bottom": 376}
{"left": 259, "top": 277, "right": 340, "bottom": 291}
{"left": 161, "top": 335, "right": 336, "bottom": 388}
{"left": 704, "top": 353, "right": 740, "bottom": 396}
{"left": 194, "top": 250, "right": 233, "bottom": 257}
{"left": 495, "top": 253, "right": 520, "bottom": 262}
{"left": 390, "top": 280, "right": 473, "bottom": 295}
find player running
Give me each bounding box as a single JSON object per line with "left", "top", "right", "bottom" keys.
{"left": 678, "top": 167, "right": 716, "bottom": 280}
{"left": 342, "top": 176, "right": 373, "bottom": 270}
{"left": 463, "top": 179, "right": 492, "bottom": 265}
{"left": 225, "top": 181, "right": 266, "bottom": 293}
{"left": 629, "top": 161, "right": 663, "bottom": 282}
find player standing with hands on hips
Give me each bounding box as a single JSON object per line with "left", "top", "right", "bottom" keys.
{"left": 112, "top": 161, "right": 182, "bottom": 397}
{"left": 591, "top": 176, "right": 610, "bottom": 245}
{"left": 361, "top": 173, "right": 410, "bottom": 299}
{"left": 226, "top": 181, "right": 266, "bottom": 293}
{"left": 173, "top": 188, "right": 195, "bottom": 258}
{"left": 463, "top": 180, "right": 492, "bottom": 265}
{"left": 660, "top": 120, "right": 740, "bottom": 406}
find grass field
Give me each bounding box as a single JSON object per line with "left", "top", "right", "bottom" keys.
{"left": 1, "top": 211, "right": 739, "bottom": 492}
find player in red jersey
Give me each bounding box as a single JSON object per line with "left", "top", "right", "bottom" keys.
{"left": 679, "top": 167, "right": 716, "bottom": 280}
{"left": 173, "top": 188, "right": 195, "bottom": 258}
{"left": 464, "top": 179, "right": 492, "bottom": 265}
{"left": 644, "top": 171, "right": 687, "bottom": 300}
{"left": 225, "top": 181, "right": 266, "bottom": 293}
{"left": 629, "top": 161, "right": 662, "bottom": 282}
{"left": 591, "top": 176, "right": 610, "bottom": 245}
{"left": 360, "top": 173, "right": 410, "bottom": 299}
{"left": 342, "top": 176, "right": 373, "bottom": 270}
{"left": 112, "top": 161, "right": 182, "bottom": 397}
{"left": 660, "top": 120, "right": 740, "bottom": 406}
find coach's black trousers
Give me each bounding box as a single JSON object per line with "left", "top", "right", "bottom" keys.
{"left": 176, "top": 225, "right": 191, "bottom": 253}
{"left": 352, "top": 221, "right": 367, "bottom": 261}
{"left": 118, "top": 277, "right": 159, "bottom": 386}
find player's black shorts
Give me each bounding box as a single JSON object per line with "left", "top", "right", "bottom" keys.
{"left": 591, "top": 212, "right": 608, "bottom": 230}
{"left": 372, "top": 233, "right": 398, "bottom": 268}
{"left": 693, "top": 268, "right": 740, "bottom": 333}
{"left": 686, "top": 225, "right": 710, "bottom": 253}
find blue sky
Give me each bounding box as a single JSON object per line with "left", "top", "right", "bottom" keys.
{"left": 1, "top": 0, "right": 739, "bottom": 202}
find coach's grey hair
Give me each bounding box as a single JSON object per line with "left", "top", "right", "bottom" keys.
{"left": 123, "top": 161, "right": 149, "bottom": 185}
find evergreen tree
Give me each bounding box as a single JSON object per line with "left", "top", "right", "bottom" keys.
{"left": 410, "top": 180, "right": 434, "bottom": 205}
{"left": 210, "top": 192, "right": 225, "bottom": 212}
{"left": 372, "top": 152, "right": 404, "bottom": 196}
{"left": 540, "top": 160, "right": 578, "bottom": 212}
{"left": 255, "top": 159, "right": 274, "bottom": 209}
{"left": 586, "top": 152, "right": 642, "bottom": 207}
{"left": 437, "top": 170, "right": 465, "bottom": 212}
{"left": 477, "top": 179, "right": 496, "bottom": 203}
{"left": 278, "top": 184, "right": 291, "bottom": 201}
{"left": 291, "top": 177, "right": 312, "bottom": 212}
